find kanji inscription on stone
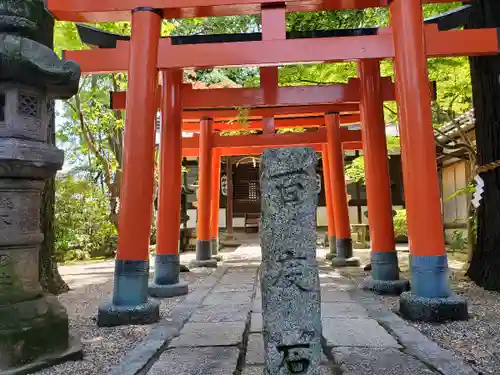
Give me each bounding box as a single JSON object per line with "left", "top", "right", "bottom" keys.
{"left": 260, "top": 147, "right": 322, "bottom": 375}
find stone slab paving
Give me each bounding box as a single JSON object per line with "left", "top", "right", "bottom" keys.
{"left": 148, "top": 347, "right": 240, "bottom": 375}
{"left": 321, "top": 302, "right": 369, "bottom": 318}
{"left": 320, "top": 290, "right": 355, "bottom": 302}
{"left": 241, "top": 365, "right": 336, "bottom": 375}
{"left": 331, "top": 347, "right": 436, "bottom": 375}
{"left": 169, "top": 321, "right": 247, "bottom": 348}
{"left": 250, "top": 312, "right": 262, "bottom": 333}
{"left": 189, "top": 303, "right": 250, "bottom": 323}
{"left": 322, "top": 318, "right": 401, "bottom": 348}
{"left": 202, "top": 291, "right": 253, "bottom": 306}
{"left": 114, "top": 243, "right": 479, "bottom": 375}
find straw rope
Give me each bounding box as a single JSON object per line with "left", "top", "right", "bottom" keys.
{"left": 476, "top": 160, "right": 500, "bottom": 174}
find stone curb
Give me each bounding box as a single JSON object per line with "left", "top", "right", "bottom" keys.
{"left": 107, "top": 267, "right": 229, "bottom": 375}
{"left": 351, "top": 289, "right": 478, "bottom": 375}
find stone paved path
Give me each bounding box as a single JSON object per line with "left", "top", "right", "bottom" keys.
{"left": 109, "top": 242, "right": 477, "bottom": 375}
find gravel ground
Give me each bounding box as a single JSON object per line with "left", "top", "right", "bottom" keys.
{"left": 344, "top": 249, "right": 500, "bottom": 375}
{"left": 34, "top": 263, "right": 214, "bottom": 375}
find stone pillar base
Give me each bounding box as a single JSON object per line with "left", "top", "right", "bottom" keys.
{"left": 331, "top": 257, "right": 360, "bottom": 267}
{"left": 325, "top": 236, "right": 337, "bottom": 260}
{"left": 0, "top": 295, "right": 83, "bottom": 373}
{"left": 362, "top": 278, "right": 410, "bottom": 295}
{"left": 410, "top": 255, "right": 451, "bottom": 298}
{"left": 399, "top": 292, "right": 468, "bottom": 322}
{"left": 195, "top": 240, "right": 211, "bottom": 260}
{"left": 149, "top": 254, "right": 189, "bottom": 298}
{"left": 98, "top": 259, "right": 160, "bottom": 327}
{"left": 97, "top": 300, "right": 160, "bottom": 327}
{"left": 189, "top": 259, "right": 218, "bottom": 268}
{"left": 371, "top": 251, "right": 400, "bottom": 281}
{"left": 336, "top": 237, "right": 353, "bottom": 259}
{"left": 211, "top": 238, "right": 223, "bottom": 261}
{"left": 192, "top": 240, "right": 218, "bottom": 267}
{"left": 148, "top": 282, "right": 189, "bottom": 298}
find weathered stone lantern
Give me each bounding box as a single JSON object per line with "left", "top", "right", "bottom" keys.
{"left": 0, "top": 0, "right": 82, "bottom": 372}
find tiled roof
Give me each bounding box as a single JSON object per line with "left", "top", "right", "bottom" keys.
{"left": 435, "top": 109, "right": 475, "bottom": 143}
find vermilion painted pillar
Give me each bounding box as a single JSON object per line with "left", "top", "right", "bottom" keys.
{"left": 325, "top": 113, "right": 360, "bottom": 267}
{"left": 98, "top": 8, "right": 162, "bottom": 327}
{"left": 148, "top": 70, "right": 188, "bottom": 298}
{"left": 321, "top": 145, "right": 337, "bottom": 260}
{"left": 358, "top": 59, "right": 409, "bottom": 294}
{"left": 210, "top": 148, "right": 222, "bottom": 260}
{"left": 225, "top": 157, "right": 234, "bottom": 239}
{"left": 390, "top": 0, "right": 467, "bottom": 321}
{"left": 191, "top": 118, "right": 218, "bottom": 268}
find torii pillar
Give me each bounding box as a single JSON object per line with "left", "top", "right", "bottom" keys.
{"left": 148, "top": 70, "right": 189, "bottom": 298}
{"left": 358, "top": 59, "right": 409, "bottom": 294}
{"left": 321, "top": 145, "right": 337, "bottom": 260}
{"left": 190, "top": 117, "right": 218, "bottom": 268}
{"left": 326, "top": 113, "right": 360, "bottom": 267}
{"left": 98, "top": 8, "right": 162, "bottom": 327}
{"left": 390, "top": 0, "right": 467, "bottom": 321}
{"left": 210, "top": 148, "right": 223, "bottom": 261}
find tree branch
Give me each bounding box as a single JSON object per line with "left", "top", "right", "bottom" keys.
{"left": 74, "top": 94, "right": 113, "bottom": 191}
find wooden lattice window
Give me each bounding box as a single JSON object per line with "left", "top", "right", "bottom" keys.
{"left": 18, "top": 92, "right": 38, "bottom": 118}
{"left": 249, "top": 181, "right": 258, "bottom": 201}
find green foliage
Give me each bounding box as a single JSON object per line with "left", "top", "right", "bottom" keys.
{"left": 449, "top": 230, "right": 468, "bottom": 252}
{"left": 393, "top": 209, "right": 408, "bottom": 239}
{"left": 345, "top": 156, "right": 365, "bottom": 184}
{"left": 55, "top": 175, "right": 117, "bottom": 262}
{"left": 344, "top": 136, "right": 400, "bottom": 184}
{"left": 445, "top": 183, "right": 476, "bottom": 200}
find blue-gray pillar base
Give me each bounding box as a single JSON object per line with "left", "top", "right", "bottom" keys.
{"left": 192, "top": 240, "right": 218, "bottom": 267}
{"left": 149, "top": 254, "right": 189, "bottom": 298}
{"left": 211, "top": 237, "right": 223, "bottom": 261}
{"left": 399, "top": 255, "right": 468, "bottom": 322}
{"left": 325, "top": 235, "right": 337, "bottom": 260}
{"left": 331, "top": 257, "right": 361, "bottom": 267}
{"left": 149, "top": 282, "right": 189, "bottom": 298}
{"left": 371, "top": 251, "right": 400, "bottom": 281}
{"left": 399, "top": 292, "right": 468, "bottom": 322}
{"left": 336, "top": 237, "right": 353, "bottom": 258}
{"left": 196, "top": 240, "right": 211, "bottom": 260}
{"left": 189, "top": 259, "right": 218, "bottom": 268}
{"left": 97, "top": 300, "right": 160, "bottom": 327}
{"left": 332, "top": 238, "right": 359, "bottom": 267}
{"left": 364, "top": 251, "right": 408, "bottom": 294}
{"left": 362, "top": 278, "right": 410, "bottom": 295}
{"left": 97, "top": 260, "right": 160, "bottom": 327}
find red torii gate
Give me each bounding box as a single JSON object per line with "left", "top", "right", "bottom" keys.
{"left": 48, "top": 0, "right": 495, "bottom": 326}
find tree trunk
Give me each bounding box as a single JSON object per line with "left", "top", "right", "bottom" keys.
{"left": 39, "top": 102, "right": 69, "bottom": 294}
{"left": 466, "top": 0, "right": 500, "bottom": 290}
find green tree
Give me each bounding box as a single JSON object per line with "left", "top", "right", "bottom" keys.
{"left": 466, "top": 0, "right": 500, "bottom": 290}
{"left": 55, "top": 22, "right": 131, "bottom": 228}
{"left": 55, "top": 175, "right": 117, "bottom": 262}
